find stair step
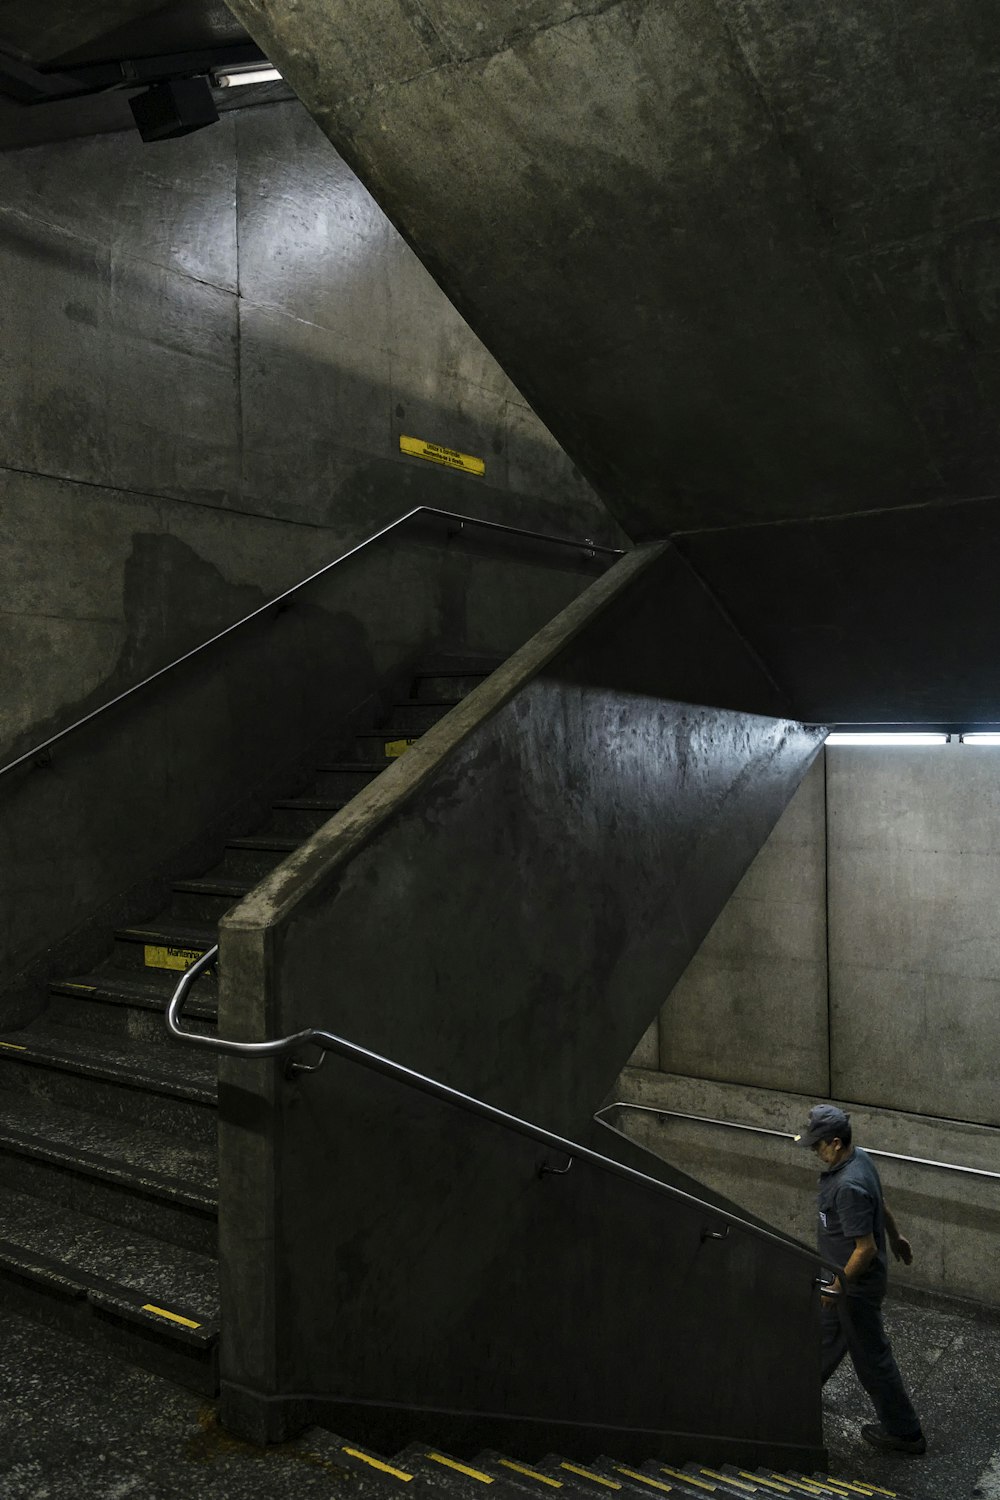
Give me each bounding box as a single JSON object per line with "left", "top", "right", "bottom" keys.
{"left": 0, "top": 1094, "right": 216, "bottom": 1254}
{"left": 168, "top": 876, "right": 255, "bottom": 924}
{"left": 112, "top": 921, "right": 218, "bottom": 974}
{"left": 394, "top": 1444, "right": 526, "bottom": 1498}
{"left": 0, "top": 1023, "right": 217, "bottom": 1142}
{"left": 271, "top": 797, "right": 354, "bottom": 811}
{"left": 474, "top": 1450, "right": 584, "bottom": 1493}
{"left": 227, "top": 835, "right": 301, "bottom": 853}
{"left": 332, "top": 1437, "right": 486, "bottom": 1496}
{"left": 172, "top": 877, "right": 251, "bottom": 899}
{"left": 354, "top": 732, "right": 419, "bottom": 763}
{"left": 49, "top": 970, "right": 217, "bottom": 1043}
{"left": 0, "top": 1183, "right": 218, "bottom": 1392}
{"left": 649, "top": 1461, "right": 746, "bottom": 1496}
{"left": 646, "top": 1461, "right": 733, "bottom": 1496}
{"left": 543, "top": 1456, "right": 633, "bottom": 1492}
{"left": 408, "top": 671, "right": 494, "bottom": 703}
{"left": 382, "top": 702, "right": 457, "bottom": 734}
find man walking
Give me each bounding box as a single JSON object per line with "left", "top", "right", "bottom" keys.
{"left": 797, "top": 1104, "right": 926, "bottom": 1456}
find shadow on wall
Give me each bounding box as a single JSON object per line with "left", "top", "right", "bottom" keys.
{"left": 1, "top": 533, "right": 271, "bottom": 770}
{"left": 0, "top": 202, "right": 617, "bottom": 540}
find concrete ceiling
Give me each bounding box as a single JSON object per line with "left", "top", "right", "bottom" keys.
{"left": 7, "top": 1, "right": 1000, "bottom": 722}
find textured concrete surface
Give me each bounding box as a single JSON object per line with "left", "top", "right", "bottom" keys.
{"left": 828, "top": 745, "right": 1000, "bottom": 1126}
{"left": 656, "top": 755, "right": 828, "bottom": 1094}
{"left": 630, "top": 740, "right": 1000, "bottom": 1161}
{"left": 610, "top": 1072, "right": 1000, "bottom": 1306}
{"left": 1, "top": 1292, "right": 998, "bottom": 1499}
{"left": 0, "top": 97, "right": 620, "bottom": 769}
{"left": 214, "top": 0, "right": 1000, "bottom": 720}
{"left": 216, "top": 541, "right": 824, "bottom": 1441}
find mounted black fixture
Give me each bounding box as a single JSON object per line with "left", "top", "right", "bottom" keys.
{"left": 128, "top": 77, "right": 218, "bottom": 142}
{"left": 0, "top": 42, "right": 279, "bottom": 143}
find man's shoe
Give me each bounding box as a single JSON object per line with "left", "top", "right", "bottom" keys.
{"left": 861, "top": 1423, "right": 927, "bottom": 1455}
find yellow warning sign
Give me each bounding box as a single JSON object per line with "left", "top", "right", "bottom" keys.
{"left": 144, "top": 945, "right": 205, "bottom": 972}
{"left": 385, "top": 738, "right": 418, "bottom": 758}
{"left": 399, "top": 434, "right": 485, "bottom": 476}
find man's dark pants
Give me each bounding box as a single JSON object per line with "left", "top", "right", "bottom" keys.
{"left": 821, "top": 1293, "right": 921, "bottom": 1438}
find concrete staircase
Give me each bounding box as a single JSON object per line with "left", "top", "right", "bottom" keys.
{"left": 259, "top": 1439, "right": 913, "bottom": 1498}
{"left": 0, "top": 658, "right": 498, "bottom": 1394}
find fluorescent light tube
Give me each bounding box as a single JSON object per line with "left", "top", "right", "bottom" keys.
{"left": 825, "top": 732, "right": 949, "bottom": 746}
{"left": 212, "top": 65, "right": 282, "bottom": 88}
{"left": 961, "top": 733, "right": 1000, "bottom": 745}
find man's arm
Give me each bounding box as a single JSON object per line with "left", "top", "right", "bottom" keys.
{"left": 884, "top": 1206, "right": 914, "bottom": 1265}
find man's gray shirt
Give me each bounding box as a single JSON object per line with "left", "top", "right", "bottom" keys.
{"left": 817, "top": 1146, "right": 888, "bottom": 1300}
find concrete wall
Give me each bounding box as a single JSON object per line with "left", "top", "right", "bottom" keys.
{"left": 216, "top": 542, "right": 825, "bottom": 1446}
{"left": 618, "top": 742, "right": 1000, "bottom": 1302}
{"left": 0, "top": 99, "right": 621, "bottom": 768}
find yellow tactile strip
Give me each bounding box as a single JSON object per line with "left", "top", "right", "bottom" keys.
{"left": 342, "top": 1446, "right": 414, "bottom": 1481}
{"left": 424, "top": 1452, "right": 495, "bottom": 1483}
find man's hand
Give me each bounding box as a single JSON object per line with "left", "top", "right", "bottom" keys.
{"left": 821, "top": 1276, "right": 843, "bottom": 1305}
{"left": 890, "top": 1235, "right": 913, "bottom": 1265}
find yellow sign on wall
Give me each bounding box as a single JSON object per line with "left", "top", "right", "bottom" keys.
{"left": 399, "top": 435, "right": 485, "bottom": 476}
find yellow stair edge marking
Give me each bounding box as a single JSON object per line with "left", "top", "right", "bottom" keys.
{"left": 759, "top": 1480, "right": 824, "bottom": 1497}
{"left": 0, "top": 1042, "right": 27, "bottom": 1051}
{"left": 700, "top": 1470, "right": 755, "bottom": 1490}
{"left": 613, "top": 1466, "right": 672, "bottom": 1492}
{"left": 141, "top": 1304, "right": 201, "bottom": 1330}
{"left": 810, "top": 1482, "right": 855, "bottom": 1497}
{"left": 497, "top": 1458, "right": 562, "bottom": 1487}
{"left": 559, "top": 1461, "right": 621, "bottom": 1488}
{"left": 62, "top": 983, "right": 96, "bottom": 991}
{"left": 658, "top": 1466, "right": 716, "bottom": 1491}
{"left": 738, "top": 1475, "right": 792, "bottom": 1494}
{"left": 342, "top": 1447, "right": 413, "bottom": 1481}
{"left": 425, "top": 1453, "right": 494, "bottom": 1483}
{"left": 385, "top": 738, "right": 418, "bottom": 758}
{"left": 835, "top": 1486, "right": 894, "bottom": 1499}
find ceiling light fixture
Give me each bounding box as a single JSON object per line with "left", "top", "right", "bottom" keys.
{"left": 960, "top": 732, "right": 1000, "bottom": 745}
{"left": 825, "top": 732, "right": 949, "bottom": 746}
{"left": 211, "top": 65, "right": 282, "bottom": 88}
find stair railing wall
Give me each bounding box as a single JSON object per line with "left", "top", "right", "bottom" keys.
{"left": 216, "top": 541, "right": 829, "bottom": 1459}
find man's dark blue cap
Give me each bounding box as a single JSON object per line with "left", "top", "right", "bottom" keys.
{"left": 795, "top": 1104, "right": 851, "bottom": 1147}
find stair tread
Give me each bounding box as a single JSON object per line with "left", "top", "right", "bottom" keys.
{"left": 52, "top": 969, "right": 218, "bottom": 1020}
{"left": 226, "top": 835, "right": 302, "bottom": 852}
{"left": 171, "top": 876, "right": 252, "bottom": 898}
{"left": 311, "top": 761, "right": 384, "bottom": 771}
{"left": 0, "top": 1021, "right": 217, "bottom": 1100}
{"left": 0, "top": 1182, "right": 218, "bottom": 1321}
{"left": 0, "top": 1093, "right": 217, "bottom": 1203}
{"left": 116, "top": 921, "right": 218, "bottom": 948}
{"left": 271, "top": 797, "right": 353, "bottom": 811}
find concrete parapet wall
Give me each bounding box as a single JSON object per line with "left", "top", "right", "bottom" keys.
{"left": 217, "top": 541, "right": 826, "bottom": 1447}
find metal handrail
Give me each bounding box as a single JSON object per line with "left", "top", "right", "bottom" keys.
{"left": 0, "top": 505, "right": 623, "bottom": 782}
{"left": 598, "top": 1102, "right": 1000, "bottom": 1183}
{"left": 168, "top": 949, "right": 837, "bottom": 1275}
